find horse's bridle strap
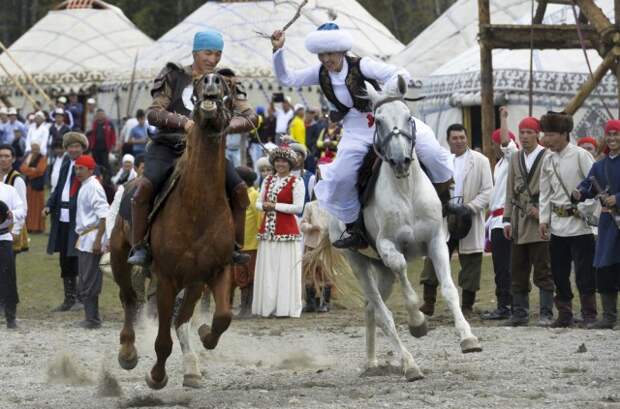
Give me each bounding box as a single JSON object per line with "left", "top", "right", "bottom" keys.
{"left": 373, "top": 96, "right": 405, "bottom": 111}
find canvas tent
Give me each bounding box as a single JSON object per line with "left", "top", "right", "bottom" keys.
{"left": 0, "top": 0, "right": 153, "bottom": 123}
{"left": 130, "top": 0, "right": 405, "bottom": 108}
{"left": 408, "top": 1, "right": 617, "bottom": 148}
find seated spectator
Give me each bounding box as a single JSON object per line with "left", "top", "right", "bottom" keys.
{"left": 112, "top": 154, "right": 138, "bottom": 186}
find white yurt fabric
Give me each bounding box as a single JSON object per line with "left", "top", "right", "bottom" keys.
{"left": 415, "top": 1, "right": 617, "bottom": 144}
{"left": 390, "top": 0, "right": 534, "bottom": 78}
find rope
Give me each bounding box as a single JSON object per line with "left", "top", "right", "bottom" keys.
{"left": 570, "top": 2, "right": 614, "bottom": 119}
{"left": 528, "top": 0, "right": 535, "bottom": 116}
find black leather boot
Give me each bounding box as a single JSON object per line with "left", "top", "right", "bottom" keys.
{"left": 303, "top": 287, "right": 318, "bottom": 313}
{"left": 5, "top": 303, "right": 17, "bottom": 329}
{"left": 332, "top": 220, "right": 367, "bottom": 249}
{"left": 51, "top": 276, "right": 77, "bottom": 312}
{"left": 231, "top": 183, "right": 251, "bottom": 265}
{"left": 128, "top": 178, "right": 154, "bottom": 266}
{"left": 318, "top": 286, "right": 332, "bottom": 313}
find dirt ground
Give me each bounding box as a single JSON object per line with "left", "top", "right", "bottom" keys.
{"left": 1, "top": 308, "right": 619, "bottom": 409}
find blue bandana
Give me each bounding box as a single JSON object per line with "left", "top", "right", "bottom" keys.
{"left": 318, "top": 22, "right": 339, "bottom": 31}
{"left": 193, "top": 30, "right": 224, "bottom": 52}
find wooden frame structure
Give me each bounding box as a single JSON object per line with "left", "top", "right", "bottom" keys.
{"left": 478, "top": 0, "right": 620, "bottom": 161}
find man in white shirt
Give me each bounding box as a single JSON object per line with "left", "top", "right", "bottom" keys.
{"left": 74, "top": 155, "right": 108, "bottom": 329}
{"left": 43, "top": 132, "right": 88, "bottom": 312}
{"left": 0, "top": 183, "right": 26, "bottom": 329}
{"left": 419, "top": 124, "right": 493, "bottom": 317}
{"left": 26, "top": 111, "right": 50, "bottom": 156}
{"left": 539, "top": 111, "right": 597, "bottom": 328}
{"left": 270, "top": 96, "right": 294, "bottom": 145}
{"left": 480, "top": 107, "right": 518, "bottom": 320}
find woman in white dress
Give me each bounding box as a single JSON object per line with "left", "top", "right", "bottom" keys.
{"left": 252, "top": 146, "right": 306, "bottom": 317}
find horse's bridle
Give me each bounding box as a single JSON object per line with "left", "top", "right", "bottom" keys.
{"left": 372, "top": 96, "right": 416, "bottom": 162}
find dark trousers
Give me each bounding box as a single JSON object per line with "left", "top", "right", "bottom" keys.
{"left": 58, "top": 222, "right": 78, "bottom": 278}
{"left": 596, "top": 263, "right": 620, "bottom": 294}
{"left": 421, "top": 238, "right": 483, "bottom": 292}
{"left": 490, "top": 228, "right": 512, "bottom": 307}
{"left": 77, "top": 250, "right": 103, "bottom": 301}
{"left": 511, "top": 241, "right": 554, "bottom": 294}
{"left": 92, "top": 149, "right": 111, "bottom": 176}
{"left": 0, "top": 241, "right": 18, "bottom": 306}
{"left": 549, "top": 234, "right": 596, "bottom": 302}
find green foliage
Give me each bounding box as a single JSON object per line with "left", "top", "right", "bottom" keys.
{"left": 0, "top": 0, "right": 457, "bottom": 47}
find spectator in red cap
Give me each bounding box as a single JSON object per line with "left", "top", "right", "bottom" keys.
{"left": 481, "top": 107, "right": 519, "bottom": 320}
{"left": 577, "top": 136, "right": 598, "bottom": 159}
{"left": 503, "top": 113, "right": 555, "bottom": 326}
{"left": 74, "top": 154, "right": 109, "bottom": 329}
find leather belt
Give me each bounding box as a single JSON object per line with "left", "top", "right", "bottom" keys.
{"left": 552, "top": 203, "right": 578, "bottom": 217}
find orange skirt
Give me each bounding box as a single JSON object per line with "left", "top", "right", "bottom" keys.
{"left": 26, "top": 187, "right": 46, "bottom": 233}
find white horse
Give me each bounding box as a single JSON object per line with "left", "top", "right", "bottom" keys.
{"left": 329, "top": 76, "right": 481, "bottom": 381}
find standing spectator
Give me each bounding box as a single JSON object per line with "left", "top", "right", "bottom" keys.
{"left": 234, "top": 166, "right": 262, "bottom": 318}
{"left": 300, "top": 191, "right": 333, "bottom": 313}
{"left": 419, "top": 124, "right": 493, "bottom": 317}
{"left": 74, "top": 155, "right": 108, "bottom": 329}
{"left": 577, "top": 136, "right": 598, "bottom": 158}
{"left": 539, "top": 111, "right": 597, "bottom": 327}
{"left": 134, "top": 154, "right": 145, "bottom": 177}
{"left": 26, "top": 111, "right": 50, "bottom": 156}
{"left": 43, "top": 132, "right": 88, "bottom": 312}
{"left": 49, "top": 141, "right": 66, "bottom": 193}
{"left": 304, "top": 108, "right": 326, "bottom": 173}
{"left": 574, "top": 119, "right": 620, "bottom": 329}
{"left": 271, "top": 96, "right": 294, "bottom": 144}
{"left": 112, "top": 154, "right": 137, "bottom": 186}
{"left": 19, "top": 142, "right": 47, "bottom": 233}
{"left": 289, "top": 143, "right": 315, "bottom": 209}
{"left": 51, "top": 97, "right": 75, "bottom": 130}
{"left": 226, "top": 132, "right": 243, "bottom": 168}
{"left": 49, "top": 108, "right": 71, "bottom": 159}
{"left": 88, "top": 109, "right": 116, "bottom": 175}
{"left": 253, "top": 146, "right": 305, "bottom": 318}
{"left": 11, "top": 128, "right": 27, "bottom": 171}
{"left": 317, "top": 121, "right": 341, "bottom": 161}
{"left": 260, "top": 105, "right": 277, "bottom": 145}
{"left": 0, "top": 187, "right": 26, "bottom": 329}
{"left": 0, "top": 144, "right": 28, "bottom": 253}
{"left": 503, "top": 116, "right": 555, "bottom": 326}
{"left": 3, "top": 108, "right": 27, "bottom": 145}
{"left": 288, "top": 104, "right": 306, "bottom": 146}
{"left": 128, "top": 110, "right": 149, "bottom": 157}
{"left": 481, "top": 107, "right": 519, "bottom": 320}
{"left": 84, "top": 98, "right": 97, "bottom": 128}
{"left": 255, "top": 156, "right": 273, "bottom": 186}
{"left": 67, "top": 92, "right": 84, "bottom": 131}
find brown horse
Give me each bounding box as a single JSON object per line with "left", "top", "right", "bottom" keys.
{"left": 110, "top": 73, "right": 236, "bottom": 389}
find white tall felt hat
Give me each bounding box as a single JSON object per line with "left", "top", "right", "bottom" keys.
{"left": 305, "top": 22, "right": 353, "bottom": 54}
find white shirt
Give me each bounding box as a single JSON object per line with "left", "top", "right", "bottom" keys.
{"left": 75, "top": 176, "right": 109, "bottom": 252}
{"left": 540, "top": 143, "right": 595, "bottom": 237}
{"left": 0, "top": 183, "right": 25, "bottom": 241}
{"left": 112, "top": 168, "right": 137, "bottom": 185}
{"left": 121, "top": 117, "right": 139, "bottom": 144}
{"left": 50, "top": 153, "right": 66, "bottom": 193}
{"left": 256, "top": 174, "right": 305, "bottom": 214}
{"left": 524, "top": 144, "right": 545, "bottom": 172}
{"left": 274, "top": 107, "right": 294, "bottom": 134}
{"left": 60, "top": 160, "right": 75, "bottom": 223}
{"left": 26, "top": 123, "right": 50, "bottom": 156}
{"left": 488, "top": 141, "right": 518, "bottom": 230}
{"left": 452, "top": 150, "right": 469, "bottom": 202}
{"left": 1, "top": 173, "right": 27, "bottom": 214}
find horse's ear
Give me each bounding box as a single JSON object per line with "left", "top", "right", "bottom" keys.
{"left": 397, "top": 75, "right": 407, "bottom": 96}
{"left": 365, "top": 81, "right": 380, "bottom": 107}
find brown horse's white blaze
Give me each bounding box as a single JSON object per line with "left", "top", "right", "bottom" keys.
{"left": 110, "top": 73, "right": 241, "bottom": 390}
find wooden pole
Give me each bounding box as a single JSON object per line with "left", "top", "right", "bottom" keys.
{"left": 564, "top": 51, "right": 616, "bottom": 115}
{"left": 0, "top": 39, "right": 53, "bottom": 106}
{"left": 0, "top": 61, "right": 38, "bottom": 107}
{"left": 126, "top": 51, "right": 139, "bottom": 118}
{"left": 533, "top": 0, "right": 547, "bottom": 24}
{"left": 574, "top": 0, "right": 614, "bottom": 42}
{"left": 478, "top": 0, "right": 495, "bottom": 163}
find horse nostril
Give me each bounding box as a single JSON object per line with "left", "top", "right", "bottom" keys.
{"left": 404, "top": 158, "right": 411, "bottom": 165}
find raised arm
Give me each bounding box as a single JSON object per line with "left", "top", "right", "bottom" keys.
{"left": 271, "top": 30, "right": 320, "bottom": 87}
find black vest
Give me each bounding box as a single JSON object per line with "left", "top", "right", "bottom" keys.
{"left": 153, "top": 62, "right": 193, "bottom": 137}
{"left": 318, "top": 55, "right": 380, "bottom": 122}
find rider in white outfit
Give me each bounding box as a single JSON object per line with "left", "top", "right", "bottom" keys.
{"left": 271, "top": 23, "right": 453, "bottom": 248}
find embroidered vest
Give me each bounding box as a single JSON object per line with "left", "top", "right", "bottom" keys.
{"left": 318, "top": 55, "right": 380, "bottom": 122}
{"left": 258, "top": 175, "right": 300, "bottom": 241}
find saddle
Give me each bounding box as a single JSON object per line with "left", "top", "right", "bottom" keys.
{"left": 357, "top": 149, "right": 382, "bottom": 208}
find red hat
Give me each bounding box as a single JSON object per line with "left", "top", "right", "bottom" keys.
{"left": 491, "top": 129, "right": 517, "bottom": 145}
{"left": 519, "top": 117, "right": 541, "bottom": 133}
{"left": 577, "top": 136, "right": 597, "bottom": 148}
{"left": 75, "top": 155, "right": 96, "bottom": 170}
{"left": 604, "top": 119, "right": 620, "bottom": 134}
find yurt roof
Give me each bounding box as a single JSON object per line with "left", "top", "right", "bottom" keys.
{"left": 0, "top": 0, "right": 153, "bottom": 93}
{"left": 389, "top": 0, "right": 533, "bottom": 78}
{"left": 135, "top": 0, "right": 405, "bottom": 79}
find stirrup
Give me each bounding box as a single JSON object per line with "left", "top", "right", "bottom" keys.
{"left": 332, "top": 228, "right": 367, "bottom": 249}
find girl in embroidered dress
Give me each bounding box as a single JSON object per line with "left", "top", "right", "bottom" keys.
{"left": 252, "top": 146, "right": 306, "bottom": 317}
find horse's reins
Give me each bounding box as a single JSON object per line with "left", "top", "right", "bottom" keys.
{"left": 371, "top": 96, "right": 417, "bottom": 162}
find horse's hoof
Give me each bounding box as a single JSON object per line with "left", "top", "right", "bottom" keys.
{"left": 409, "top": 320, "right": 428, "bottom": 338}
{"left": 183, "top": 374, "right": 202, "bottom": 389}
{"left": 404, "top": 367, "right": 424, "bottom": 382}
{"left": 197, "top": 324, "right": 210, "bottom": 339}
{"left": 145, "top": 372, "right": 168, "bottom": 390}
{"left": 118, "top": 348, "right": 138, "bottom": 371}
{"left": 198, "top": 324, "right": 219, "bottom": 350}
{"left": 460, "top": 337, "right": 482, "bottom": 354}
